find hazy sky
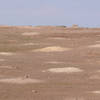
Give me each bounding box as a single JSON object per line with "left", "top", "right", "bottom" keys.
{"left": 0, "top": 0, "right": 100, "bottom": 27}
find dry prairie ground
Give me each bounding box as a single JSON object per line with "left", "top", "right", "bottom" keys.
{"left": 0, "top": 26, "right": 100, "bottom": 100}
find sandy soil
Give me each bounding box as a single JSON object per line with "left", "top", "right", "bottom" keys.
{"left": 0, "top": 26, "right": 100, "bottom": 100}
{"left": 33, "top": 46, "right": 71, "bottom": 52}
{"left": 43, "top": 67, "right": 83, "bottom": 73}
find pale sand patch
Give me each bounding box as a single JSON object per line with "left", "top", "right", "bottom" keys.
{"left": 90, "top": 91, "right": 100, "bottom": 94}
{"left": 43, "top": 67, "right": 83, "bottom": 73}
{"left": 22, "top": 32, "right": 40, "bottom": 36}
{"left": 88, "top": 44, "right": 100, "bottom": 48}
{"left": 0, "top": 66, "right": 13, "bottom": 69}
{"left": 0, "top": 59, "right": 5, "bottom": 61}
{"left": 45, "top": 61, "right": 65, "bottom": 64}
{"left": 96, "top": 35, "right": 100, "bottom": 37}
{"left": 95, "top": 41, "right": 100, "bottom": 43}
{"left": 0, "top": 52, "right": 14, "bottom": 56}
{"left": 89, "top": 75, "right": 100, "bottom": 79}
{"left": 33, "top": 46, "right": 71, "bottom": 52}
{"left": 22, "top": 43, "right": 50, "bottom": 46}
{"left": 23, "top": 43, "right": 39, "bottom": 46}
{"left": 0, "top": 77, "right": 43, "bottom": 84}
{"left": 97, "top": 70, "right": 100, "bottom": 72}
{"left": 48, "top": 37, "right": 66, "bottom": 40}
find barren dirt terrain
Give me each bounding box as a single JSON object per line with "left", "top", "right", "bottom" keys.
{"left": 0, "top": 26, "right": 100, "bottom": 100}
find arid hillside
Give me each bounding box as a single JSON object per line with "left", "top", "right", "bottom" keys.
{"left": 0, "top": 26, "right": 100, "bottom": 100}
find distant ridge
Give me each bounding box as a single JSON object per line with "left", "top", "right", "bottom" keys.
{"left": 0, "top": 25, "right": 100, "bottom": 29}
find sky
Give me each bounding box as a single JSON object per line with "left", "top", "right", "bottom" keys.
{"left": 0, "top": 0, "right": 100, "bottom": 27}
